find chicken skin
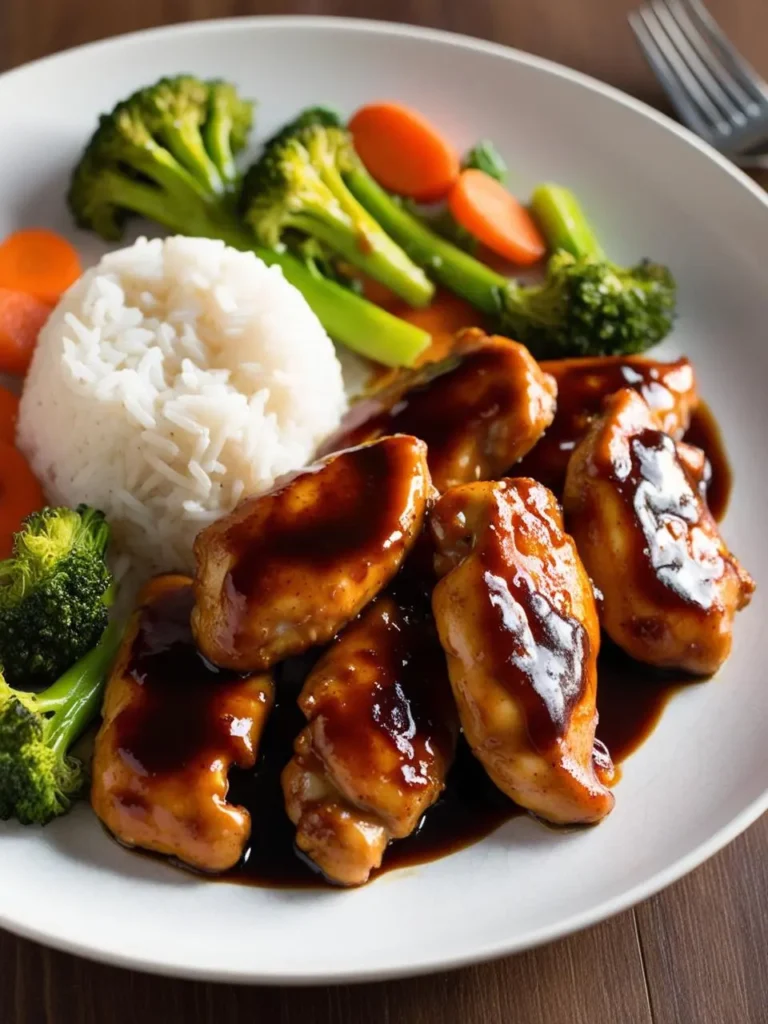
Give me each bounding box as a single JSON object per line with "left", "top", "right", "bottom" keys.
{"left": 430, "top": 478, "right": 614, "bottom": 826}
{"left": 192, "top": 435, "right": 432, "bottom": 672}
{"left": 92, "top": 575, "right": 274, "bottom": 873}
{"left": 282, "top": 583, "right": 458, "bottom": 886}
{"left": 323, "top": 329, "right": 557, "bottom": 492}
{"left": 517, "top": 355, "right": 698, "bottom": 492}
{"left": 564, "top": 389, "right": 754, "bottom": 674}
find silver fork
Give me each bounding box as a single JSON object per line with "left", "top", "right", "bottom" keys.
{"left": 629, "top": 0, "right": 768, "bottom": 164}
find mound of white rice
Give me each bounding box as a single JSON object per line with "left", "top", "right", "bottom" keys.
{"left": 17, "top": 236, "right": 347, "bottom": 577}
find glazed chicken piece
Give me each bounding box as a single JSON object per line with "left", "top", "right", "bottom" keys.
{"left": 516, "top": 355, "right": 698, "bottom": 492}
{"left": 323, "top": 328, "right": 557, "bottom": 492}
{"left": 193, "top": 435, "right": 432, "bottom": 672}
{"left": 564, "top": 389, "right": 754, "bottom": 674}
{"left": 282, "top": 582, "right": 458, "bottom": 886}
{"left": 92, "top": 575, "right": 274, "bottom": 873}
{"left": 430, "top": 478, "right": 614, "bottom": 826}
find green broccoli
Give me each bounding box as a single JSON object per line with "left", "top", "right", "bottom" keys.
{"left": 67, "top": 78, "right": 430, "bottom": 368}
{"left": 0, "top": 506, "right": 113, "bottom": 689}
{"left": 0, "top": 621, "right": 121, "bottom": 826}
{"left": 462, "top": 140, "right": 508, "bottom": 183}
{"left": 343, "top": 156, "right": 676, "bottom": 356}
{"left": 502, "top": 249, "right": 677, "bottom": 358}
{"left": 263, "top": 105, "right": 344, "bottom": 149}
{"left": 241, "top": 124, "right": 435, "bottom": 308}
{"left": 507, "top": 184, "right": 676, "bottom": 356}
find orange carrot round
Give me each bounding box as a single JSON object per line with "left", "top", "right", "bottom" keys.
{"left": 349, "top": 102, "right": 460, "bottom": 203}
{"left": 0, "top": 228, "right": 81, "bottom": 305}
{"left": 0, "top": 386, "right": 20, "bottom": 445}
{"left": 448, "top": 169, "right": 547, "bottom": 265}
{"left": 0, "top": 442, "right": 44, "bottom": 559}
{"left": 0, "top": 287, "right": 52, "bottom": 376}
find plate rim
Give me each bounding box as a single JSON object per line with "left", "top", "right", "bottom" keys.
{"left": 0, "top": 14, "right": 766, "bottom": 984}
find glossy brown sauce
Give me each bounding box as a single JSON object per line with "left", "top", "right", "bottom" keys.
{"left": 516, "top": 356, "right": 696, "bottom": 492}
{"left": 323, "top": 337, "right": 539, "bottom": 491}
{"left": 612, "top": 424, "right": 724, "bottom": 610}
{"left": 118, "top": 386, "right": 733, "bottom": 888}
{"left": 475, "top": 481, "right": 590, "bottom": 751}
{"left": 116, "top": 586, "right": 255, "bottom": 778}
{"left": 685, "top": 403, "right": 731, "bottom": 522}
{"left": 215, "top": 437, "right": 427, "bottom": 662}
{"left": 227, "top": 440, "right": 417, "bottom": 603}
{"left": 305, "top": 574, "right": 456, "bottom": 799}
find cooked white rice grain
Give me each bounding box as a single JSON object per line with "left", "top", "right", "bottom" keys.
{"left": 17, "top": 236, "right": 348, "bottom": 579}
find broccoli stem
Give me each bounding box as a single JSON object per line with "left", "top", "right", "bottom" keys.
{"left": 530, "top": 184, "right": 604, "bottom": 260}
{"left": 264, "top": 250, "right": 430, "bottom": 366}
{"left": 159, "top": 121, "right": 225, "bottom": 196}
{"left": 95, "top": 178, "right": 431, "bottom": 367}
{"left": 37, "top": 621, "right": 122, "bottom": 758}
{"left": 287, "top": 208, "right": 433, "bottom": 309}
{"left": 346, "top": 166, "right": 508, "bottom": 315}
{"left": 204, "top": 97, "right": 238, "bottom": 184}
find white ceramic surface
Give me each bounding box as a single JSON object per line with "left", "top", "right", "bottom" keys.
{"left": 0, "top": 16, "right": 766, "bottom": 985}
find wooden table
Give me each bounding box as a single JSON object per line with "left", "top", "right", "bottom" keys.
{"left": 1, "top": 1, "right": 766, "bottom": 1021}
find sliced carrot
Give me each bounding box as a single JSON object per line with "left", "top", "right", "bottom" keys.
{"left": 448, "top": 169, "right": 547, "bottom": 265}
{"left": 0, "top": 288, "right": 52, "bottom": 376}
{"left": 0, "top": 386, "right": 20, "bottom": 444}
{"left": 349, "top": 102, "right": 460, "bottom": 203}
{"left": 0, "top": 229, "right": 81, "bottom": 305}
{"left": 0, "top": 442, "right": 44, "bottom": 559}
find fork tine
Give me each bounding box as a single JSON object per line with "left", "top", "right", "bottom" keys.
{"left": 681, "top": 0, "right": 768, "bottom": 105}
{"left": 633, "top": 6, "right": 729, "bottom": 134}
{"left": 664, "top": 0, "right": 759, "bottom": 118}
{"left": 629, "top": 10, "right": 714, "bottom": 138}
{"left": 653, "top": 0, "right": 746, "bottom": 127}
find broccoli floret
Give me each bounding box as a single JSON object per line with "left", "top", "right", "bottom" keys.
{"left": 67, "top": 75, "right": 253, "bottom": 244}
{"left": 68, "top": 82, "right": 430, "bottom": 368}
{"left": 241, "top": 124, "right": 435, "bottom": 308}
{"left": 345, "top": 160, "right": 677, "bottom": 356}
{"left": 514, "top": 184, "right": 676, "bottom": 356}
{"left": 462, "top": 140, "right": 508, "bottom": 183}
{"left": 0, "top": 622, "right": 121, "bottom": 825}
{"left": 263, "top": 105, "right": 344, "bottom": 149}
{"left": 0, "top": 506, "right": 113, "bottom": 688}
{"left": 501, "top": 250, "right": 676, "bottom": 358}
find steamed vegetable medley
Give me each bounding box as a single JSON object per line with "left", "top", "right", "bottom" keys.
{"left": 0, "top": 75, "right": 681, "bottom": 834}
{"left": 68, "top": 76, "right": 676, "bottom": 366}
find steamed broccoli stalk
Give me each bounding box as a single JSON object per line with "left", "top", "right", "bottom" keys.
{"left": 0, "top": 622, "right": 122, "bottom": 826}
{"left": 0, "top": 506, "right": 113, "bottom": 689}
{"left": 346, "top": 158, "right": 676, "bottom": 356}
{"left": 241, "top": 125, "right": 435, "bottom": 308}
{"left": 513, "top": 184, "right": 677, "bottom": 356}
{"left": 530, "top": 183, "right": 604, "bottom": 259}
{"left": 345, "top": 164, "right": 509, "bottom": 314}
{"left": 462, "top": 140, "right": 508, "bottom": 183}
{"left": 68, "top": 75, "right": 253, "bottom": 245}
{"left": 68, "top": 78, "right": 430, "bottom": 368}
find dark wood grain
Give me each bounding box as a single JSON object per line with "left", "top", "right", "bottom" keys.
{"left": 0, "top": 1, "right": 766, "bottom": 1022}
{"left": 0, "top": 911, "right": 653, "bottom": 1024}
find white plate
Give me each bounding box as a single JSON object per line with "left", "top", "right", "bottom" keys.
{"left": 0, "top": 15, "right": 766, "bottom": 985}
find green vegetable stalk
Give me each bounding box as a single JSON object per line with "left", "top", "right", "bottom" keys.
{"left": 67, "top": 77, "right": 430, "bottom": 368}
{"left": 346, "top": 161, "right": 677, "bottom": 357}
{"left": 0, "top": 621, "right": 122, "bottom": 826}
